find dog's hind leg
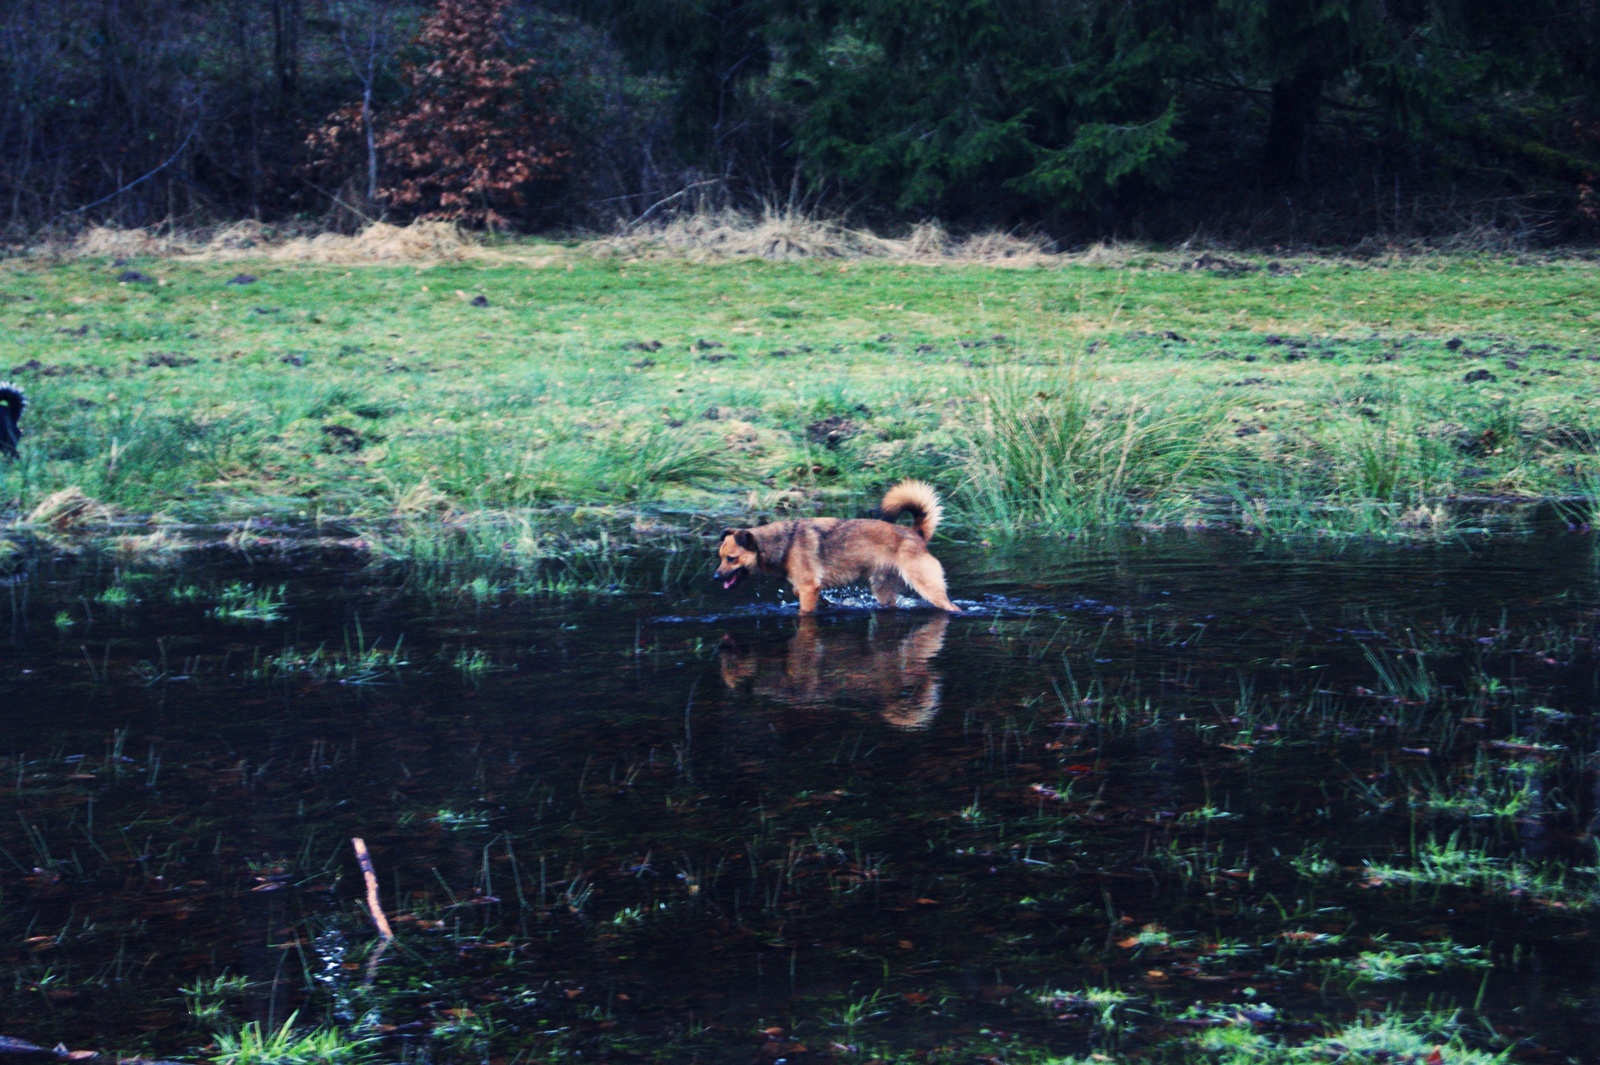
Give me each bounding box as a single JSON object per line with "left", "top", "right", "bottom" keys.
{"left": 870, "top": 569, "right": 906, "bottom": 608}
{"left": 896, "top": 554, "right": 960, "bottom": 612}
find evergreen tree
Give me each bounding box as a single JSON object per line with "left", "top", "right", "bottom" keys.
{"left": 783, "top": 0, "right": 1199, "bottom": 221}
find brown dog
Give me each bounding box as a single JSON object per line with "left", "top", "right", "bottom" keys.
{"left": 712, "top": 480, "right": 960, "bottom": 613}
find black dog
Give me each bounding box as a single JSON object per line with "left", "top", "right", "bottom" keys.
{"left": 0, "top": 382, "right": 25, "bottom": 459}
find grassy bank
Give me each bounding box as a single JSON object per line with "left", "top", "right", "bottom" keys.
{"left": 2, "top": 233, "right": 1598, "bottom": 545}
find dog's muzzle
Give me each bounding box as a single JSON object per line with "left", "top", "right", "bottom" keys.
{"left": 712, "top": 567, "right": 745, "bottom": 590}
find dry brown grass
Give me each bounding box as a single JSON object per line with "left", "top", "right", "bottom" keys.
{"left": 588, "top": 207, "right": 898, "bottom": 261}
{"left": 264, "top": 220, "right": 470, "bottom": 263}
{"left": 587, "top": 209, "right": 1061, "bottom": 265}
{"left": 61, "top": 213, "right": 1071, "bottom": 267}
{"left": 46, "top": 210, "right": 1600, "bottom": 270}
{"left": 72, "top": 226, "right": 187, "bottom": 259}
{"left": 386, "top": 478, "right": 455, "bottom": 518}
{"left": 64, "top": 220, "right": 475, "bottom": 264}
{"left": 26, "top": 487, "right": 114, "bottom": 530}
{"left": 48, "top": 213, "right": 1387, "bottom": 270}
{"left": 110, "top": 529, "right": 184, "bottom": 559}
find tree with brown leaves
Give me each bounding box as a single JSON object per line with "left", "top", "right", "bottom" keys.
{"left": 375, "top": 0, "right": 567, "bottom": 227}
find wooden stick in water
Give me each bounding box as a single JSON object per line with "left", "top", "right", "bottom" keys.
{"left": 351, "top": 837, "right": 395, "bottom": 940}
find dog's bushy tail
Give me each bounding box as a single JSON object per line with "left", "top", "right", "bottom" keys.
{"left": 0, "top": 382, "right": 24, "bottom": 459}
{"left": 879, "top": 479, "right": 943, "bottom": 541}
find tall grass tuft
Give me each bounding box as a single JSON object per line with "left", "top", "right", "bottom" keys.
{"left": 953, "top": 364, "right": 1218, "bottom": 534}
{"left": 1324, "top": 402, "right": 1455, "bottom": 506}
{"left": 408, "top": 421, "right": 728, "bottom": 509}
{"left": 210, "top": 1011, "right": 374, "bottom": 1065}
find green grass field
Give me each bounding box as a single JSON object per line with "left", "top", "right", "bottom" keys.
{"left": 2, "top": 241, "right": 1598, "bottom": 543}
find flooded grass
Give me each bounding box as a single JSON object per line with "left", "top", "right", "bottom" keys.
{"left": 1, "top": 533, "right": 1599, "bottom": 1061}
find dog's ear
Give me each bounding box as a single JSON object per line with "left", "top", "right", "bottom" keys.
{"left": 719, "top": 527, "right": 737, "bottom": 543}
{"left": 734, "top": 529, "right": 758, "bottom": 551}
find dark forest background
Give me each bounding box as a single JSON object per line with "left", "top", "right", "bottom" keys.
{"left": 4, "top": 0, "right": 1598, "bottom": 246}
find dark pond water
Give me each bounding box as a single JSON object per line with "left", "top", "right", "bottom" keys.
{"left": 2, "top": 530, "right": 1598, "bottom": 1062}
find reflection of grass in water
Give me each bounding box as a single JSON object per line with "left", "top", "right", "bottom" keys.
{"left": 432, "top": 807, "right": 492, "bottom": 829}
{"left": 1310, "top": 1010, "right": 1505, "bottom": 1064}
{"left": 1143, "top": 837, "right": 1252, "bottom": 891}
{"left": 1360, "top": 642, "right": 1439, "bottom": 704}
{"left": 1178, "top": 1007, "right": 1506, "bottom": 1065}
{"left": 93, "top": 583, "right": 134, "bottom": 608}
{"left": 990, "top": 1002, "right": 1511, "bottom": 1064}
{"left": 1366, "top": 830, "right": 1600, "bottom": 909}
{"left": 1329, "top": 937, "right": 1491, "bottom": 985}
{"left": 452, "top": 646, "right": 493, "bottom": 683}
{"left": 1117, "top": 922, "right": 1187, "bottom": 951}
{"left": 209, "top": 581, "right": 287, "bottom": 622}
{"left": 211, "top": 1011, "right": 374, "bottom": 1065}
{"left": 180, "top": 972, "right": 251, "bottom": 1025}
{"left": 825, "top": 988, "right": 891, "bottom": 1030}
{"left": 1397, "top": 752, "right": 1542, "bottom": 821}
{"left": 1035, "top": 986, "right": 1136, "bottom": 1033}
{"left": 609, "top": 902, "right": 668, "bottom": 927}
{"left": 248, "top": 626, "right": 405, "bottom": 684}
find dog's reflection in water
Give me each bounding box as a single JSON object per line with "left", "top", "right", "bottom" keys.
{"left": 718, "top": 612, "right": 949, "bottom": 729}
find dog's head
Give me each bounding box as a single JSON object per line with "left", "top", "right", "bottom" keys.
{"left": 715, "top": 632, "right": 757, "bottom": 687}
{"left": 712, "top": 528, "right": 759, "bottom": 590}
